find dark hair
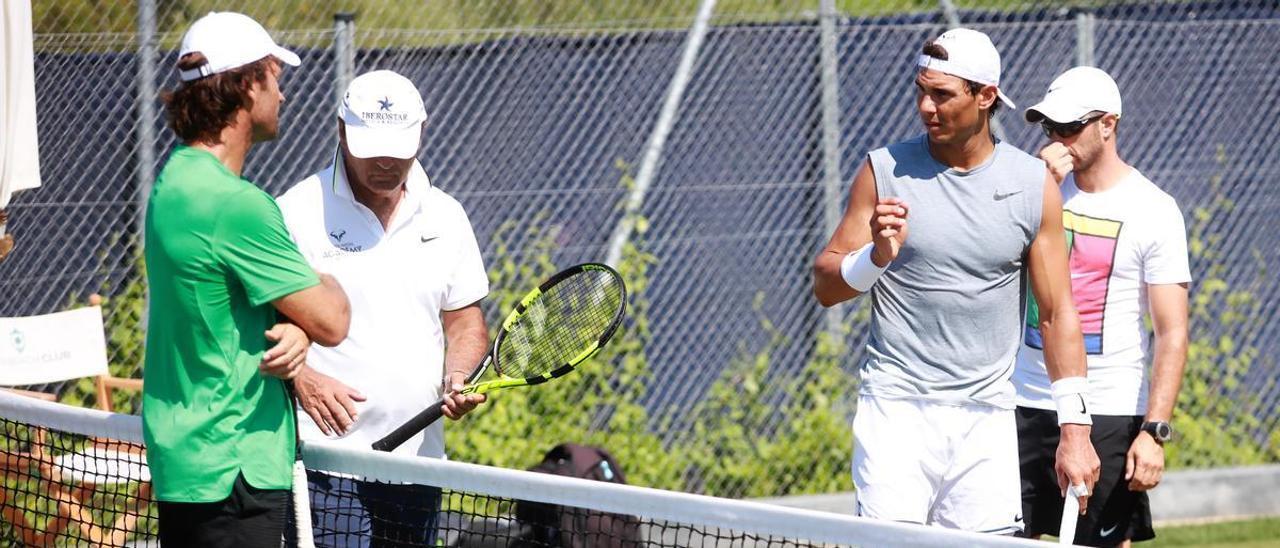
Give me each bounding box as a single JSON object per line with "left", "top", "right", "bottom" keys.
{"left": 921, "top": 41, "right": 1001, "bottom": 117}
{"left": 161, "top": 53, "right": 274, "bottom": 145}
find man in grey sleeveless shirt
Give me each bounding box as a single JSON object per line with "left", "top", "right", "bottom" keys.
{"left": 812, "top": 28, "right": 1100, "bottom": 533}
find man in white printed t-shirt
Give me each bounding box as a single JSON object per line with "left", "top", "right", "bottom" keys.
{"left": 277, "top": 70, "right": 490, "bottom": 547}
{"left": 1014, "top": 67, "right": 1191, "bottom": 547}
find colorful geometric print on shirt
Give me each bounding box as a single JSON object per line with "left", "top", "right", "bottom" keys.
{"left": 1024, "top": 211, "right": 1124, "bottom": 355}
{"left": 1012, "top": 168, "right": 1192, "bottom": 415}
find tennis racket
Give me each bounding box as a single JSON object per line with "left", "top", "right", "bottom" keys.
{"left": 372, "top": 262, "right": 627, "bottom": 452}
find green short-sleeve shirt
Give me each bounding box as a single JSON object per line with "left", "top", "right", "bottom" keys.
{"left": 142, "top": 146, "right": 319, "bottom": 502}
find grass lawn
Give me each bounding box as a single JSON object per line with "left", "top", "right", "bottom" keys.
{"left": 1144, "top": 517, "right": 1280, "bottom": 547}
{"left": 1040, "top": 517, "right": 1280, "bottom": 547}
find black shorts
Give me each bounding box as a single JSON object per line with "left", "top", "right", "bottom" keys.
{"left": 1015, "top": 406, "right": 1155, "bottom": 547}
{"left": 157, "top": 472, "right": 289, "bottom": 548}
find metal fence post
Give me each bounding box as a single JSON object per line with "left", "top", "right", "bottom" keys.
{"left": 1076, "top": 10, "right": 1097, "bottom": 67}
{"left": 135, "top": 0, "right": 158, "bottom": 237}
{"left": 604, "top": 0, "right": 718, "bottom": 267}
{"left": 334, "top": 12, "right": 356, "bottom": 108}
{"left": 819, "top": 0, "right": 844, "bottom": 335}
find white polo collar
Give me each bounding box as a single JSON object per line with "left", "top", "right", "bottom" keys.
{"left": 324, "top": 149, "right": 434, "bottom": 236}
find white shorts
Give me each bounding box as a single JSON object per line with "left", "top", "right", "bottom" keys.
{"left": 852, "top": 395, "right": 1022, "bottom": 534}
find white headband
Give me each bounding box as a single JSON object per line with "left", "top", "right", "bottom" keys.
{"left": 917, "top": 55, "right": 994, "bottom": 87}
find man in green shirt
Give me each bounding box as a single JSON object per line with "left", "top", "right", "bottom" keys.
{"left": 143, "top": 12, "right": 351, "bottom": 547}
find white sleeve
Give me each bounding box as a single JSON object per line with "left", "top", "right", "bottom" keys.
{"left": 443, "top": 205, "right": 489, "bottom": 311}
{"left": 1143, "top": 199, "right": 1192, "bottom": 285}
{"left": 276, "top": 198, "right": 302, "bottom": 245}
{"left": 274, "top": 181, "right": 313, "bottom": 258}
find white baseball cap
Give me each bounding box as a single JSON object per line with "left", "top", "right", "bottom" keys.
{"left": 338, "top": 70, "right": 428, "bottom": 159}
{"left": 1024, "top": 66, "right": 1122, "bottom": 124}
{"left": 178, "top": 12, "right": 301, "bottom": 82}
{"left": 917, "top": 28, "right": 1016, "bottom": 109}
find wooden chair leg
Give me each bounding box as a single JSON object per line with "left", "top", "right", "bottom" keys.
{"left": 0, "top": 483, "right": 43, "bottom": 546}
{"left": 2, "top": 423, "right": 153, "bottom": 546}
{"left": 67, "top": 484, "right": 111, "bottom": 545}
{"left": 1, "top": 460, "right": 75, "bottom": 547}
{"left": 105, "top": 481, "right": 153, "bottom": 546}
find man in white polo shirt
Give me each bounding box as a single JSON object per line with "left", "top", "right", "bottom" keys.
{"left": 1014, "top": 67, "right": 1191, "bottom": 547}
{"left": 277, "top": 70, "right": 490, "bottom": 547}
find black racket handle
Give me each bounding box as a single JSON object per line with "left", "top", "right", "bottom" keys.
{"left": 372, "top": 398, "right": 446, "bottom": 452}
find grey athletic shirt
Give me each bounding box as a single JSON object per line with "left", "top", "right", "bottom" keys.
{"left": 862, "top": 135, "right": 1045, "bottom": 409}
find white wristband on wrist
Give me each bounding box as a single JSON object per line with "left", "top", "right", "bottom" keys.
{"left": 1052, "top": 377, "right": 1092, "bottom": 426}
{"left": 839, "top": 243, "right": 888, "bottom": 292}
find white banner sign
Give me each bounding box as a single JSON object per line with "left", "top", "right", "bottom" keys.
{"left": 0, "top": 306, "right": 108, "bottom": 385}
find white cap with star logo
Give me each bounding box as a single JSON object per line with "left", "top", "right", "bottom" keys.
{"left": 338, "top": 70, "right": 428, "bottom": 159}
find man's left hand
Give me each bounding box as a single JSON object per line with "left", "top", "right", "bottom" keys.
{"left": 1056, "top": 424, "right": 1102, "bottom": 513}
{"left": 1126, "top": 431, "right": 1165, "bottom": 491}
{"left": 261, "top": 323, "right": 309, "bottom": 379}
{"left": 441, "top": 370, "right": 486, "bottom": 420}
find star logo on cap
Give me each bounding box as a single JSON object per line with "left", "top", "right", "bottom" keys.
{"left": 378, "top": 97, "right": 394, "bottom": 112}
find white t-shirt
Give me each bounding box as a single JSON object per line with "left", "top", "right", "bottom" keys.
{"left": 1013, "top": 168, "right": 1191, "bottom": 416}
{"left": 276, "top": 154, "right": 489, "bottom": 458}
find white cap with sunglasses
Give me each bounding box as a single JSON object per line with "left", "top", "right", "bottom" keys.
{"left": 178, "top": 12, "right": 301, "bottom": 82}
{"left": 917, "top": 28, "right": 1017, "bottom": 109}
{"left": 1024, "top": 66, "right": 1122, "bottom": 124}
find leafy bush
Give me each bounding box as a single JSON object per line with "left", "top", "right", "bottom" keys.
{"left": 1167, "top": 145, "right": 1274, "bottom": 467}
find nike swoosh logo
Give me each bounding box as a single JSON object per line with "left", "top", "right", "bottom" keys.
{"left": 420, "top": 236, "right": 438, "bottom": 243}
{"left": 1078, "top": 394, "right": 1088, "bottom": 414}
{"left": 1100, "top": 524, "right": 1118, "bottom": 537}
{"left": 993, "top": 190, "right": 1023, "bottom": 201}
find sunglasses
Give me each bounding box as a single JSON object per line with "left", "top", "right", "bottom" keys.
{"left": 1041, "top": 114, "right": 1105, "bottom": 139}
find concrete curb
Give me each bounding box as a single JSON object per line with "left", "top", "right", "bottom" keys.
{"left": 756, "top": 464, "right": 1280, "bottom": 526}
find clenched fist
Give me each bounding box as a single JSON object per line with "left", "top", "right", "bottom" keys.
{"left": 1040, "top": 142, "right": 1073, "bottom": 184}
{"left": 870, "top": 198, "right": 909, "bottom": 266}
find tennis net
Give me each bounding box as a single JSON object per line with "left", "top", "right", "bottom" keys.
{"left": 0, "top": 391, "right": 1043, "bottom": 547}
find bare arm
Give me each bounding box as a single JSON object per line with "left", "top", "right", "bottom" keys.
{"left": 1027, "top": 173, "right": 1099, "bottom": 508}
{"left": 814, "top": 162, "right": 876, "bottom": 306}
{"left": 273, "top": 273, "right": 351, "bottom": 347}
{"left": 441, "top": 302, "right": 489, "bottom": 420}
{"left": 1027, "top": 175, "right": 1087, "bottom": 383}
{"left": 1125, "top": 282, "right": 1189, "bottom": 491}
{"left": 1144, "top": 283, "right": 1189, "bottom": 422}
{"left": 813, "top": 161, "right": 907, "bottom": 307}
{"left": 442, "top": 302, "right": 489, "bottom": 381}
{"left": 276, "top": 274, "right": 359, "bottom": 434}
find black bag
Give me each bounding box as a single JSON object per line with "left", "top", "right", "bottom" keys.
{"left": 514, "top": 443, "right": 642, "bottom": 547}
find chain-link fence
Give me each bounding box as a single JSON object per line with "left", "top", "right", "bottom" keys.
{"left": 5, "top": 0, "right": 1279, "bottom": 496}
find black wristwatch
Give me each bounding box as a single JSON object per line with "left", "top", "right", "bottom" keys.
{"left": 1141, "top": 421, "right": 1173, "bottom": 444}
